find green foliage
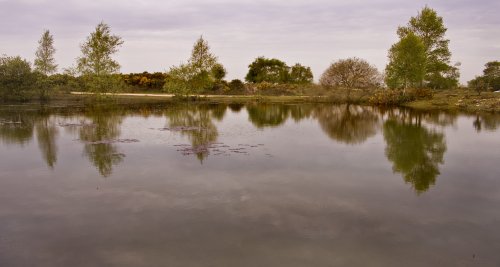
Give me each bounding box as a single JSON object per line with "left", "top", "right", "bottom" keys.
{"left": 369, "top": 88, "right": 434, "bottom": 105}
{"left": 468, "top": 61, "right": 500, "bottom": 94}
{"left": 289, "top": 63, "right": 313, "bottom": 84}
{"left": 211, "top": 63, "right": 227, "bottom": 81}
{"left": 189, "top": 36, "right": 218, "bottom": 73}
{"left": 164, "top": 36, "right": 226, "bottom": 95}
{"left": 164, "top": 64, "right": 210, "bottom": 95}
{"left": 385, "top": 32, "right": 427, "bottom": 89}
{"left": 245, "top": 58, "right": 314, "bottom": 84}
{"left": 397, "top": 6, "right": 459, "bottom": 89}
{"left": 0, "top": 55, "right": 37, "bottom": 101}
{"left": 34, "top": 30, "right": 57, "bottom": 76}
{"left": 245, "top": 57, "right": 290, "bottom": 83}
{"left": 228, "top": 79, "right": 245, "bottom": 92}
{"left": 77, "top": 22, "right": 124, "bottom": 95}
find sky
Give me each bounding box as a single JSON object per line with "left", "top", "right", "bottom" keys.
{"left": 0, "top": 0, "right": 499, "bottom": 84}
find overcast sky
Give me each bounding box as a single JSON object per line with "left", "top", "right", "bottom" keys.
{"left": 0, "top": 0, "right": 498, "bottom": 83}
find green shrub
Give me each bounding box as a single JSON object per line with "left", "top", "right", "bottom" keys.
{"left": 369, "top": 89, "right": 416, "bottom": 105}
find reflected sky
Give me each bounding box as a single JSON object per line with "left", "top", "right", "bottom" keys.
{"left": 0, "top": 103, "right": 499, "bottom": 266}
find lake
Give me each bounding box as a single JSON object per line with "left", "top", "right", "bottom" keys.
{"left": 0, "top": 103, "right": 499, "bottom": 266}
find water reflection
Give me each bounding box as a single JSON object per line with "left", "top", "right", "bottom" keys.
{"left": 383, "top": 114, "right": 447, "bottom": 194}
{"left": 78, "top": 107, "right": 125, "bottom": 177}
{"left": 0, "top": 103, "right": 494, "bottom": 191}
{"left": 314, "top": 104, "right": 379, "bottom": 145}
{"left": 473, "top": 114, "right": 500, "bottom": 132}
{"left": 35, "top": 114, "right": 59, "bottom": 169}
{"left": 247, "top": 103, "right": 290, "bottom": 128}
{"left": 0, "top": 113, "right": 34, "bottom": 146}
{"left": 164, "top": 105, "right": 220, "bottom": 162}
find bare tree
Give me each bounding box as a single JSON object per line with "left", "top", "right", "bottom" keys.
{"left": 320, "top": 57, "right": 381, "bottom": 90}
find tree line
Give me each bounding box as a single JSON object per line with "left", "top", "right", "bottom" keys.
{"left": 1, "top": 6, "right": 499, "bottom": 102}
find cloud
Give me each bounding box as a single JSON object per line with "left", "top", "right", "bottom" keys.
{"left": 0, "top": 0, "right": 498, "bottom": 83}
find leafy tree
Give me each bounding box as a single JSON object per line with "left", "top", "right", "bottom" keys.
{"left": 33, "top": 30, "right": 58, "bottom": 100}
{"left": 34, "top": 30, "right": 57, "bottom": 75}
{"left": 0, "top": 55, "right": 37, "bottom": 101}
{"left": 245, "top": 57, "right": 290, "bottom": 83}
{"left": 77, "top": 22, "right": 124, "bottom": 94}
{"left": 468, "top": 61, "right": 500, "bottom": 94}
{"left": 189, "top": 36, "right": 218, "bottom": 73}
{"left": 211, "top": 63, "right": 226, "bottom": 81}
{"left": 320, "top": 57, "right": 381, "bottom": 89}
{"left": 164, "top": 36, "right": 224, "bottom": 95}
{"left": 289, "top": 63, "right": 313, "bottom": 84}
{"left": 397, "top": 6, "right": 459, "bottom": 89}
{"left": 385, "top": 32, "right": 427, "bottom": 90}
{"left": 228, "top": 79, "right": 245, "bottom": 92}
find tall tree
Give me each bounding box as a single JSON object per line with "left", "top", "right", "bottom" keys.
{"left": 189, "top": 36, "right": 217, "bottom": 73}
{"left": 385, "top": 32, "right": 427, "bottom": 90}
{"left": 164, "top": 36, "right": 224, "bottom": 95}
{"left": 34, "top": 30, "right": 57, "bottom": 76}
{"left": 77, "top": 22, "right": 124, "bottom": 94}
{"left": 397, "top": 6, "right": 459, "bottom": 89}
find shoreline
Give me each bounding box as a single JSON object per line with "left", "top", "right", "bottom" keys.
{"left": 0, "top": 91, "right": 498, "bottom": 114}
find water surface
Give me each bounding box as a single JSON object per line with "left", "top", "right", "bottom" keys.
{"left": 0, "top": 103, "right": 499, "bottom": 266}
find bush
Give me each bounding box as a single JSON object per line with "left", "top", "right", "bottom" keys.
{"left": 0, "top": 55, "right": 37, "bottom": 101}
{"left": 228, "top": 79, "right": 245, "bottom": 92}
{"left": 369, "top": 89, "right": 416, "bottom": 105}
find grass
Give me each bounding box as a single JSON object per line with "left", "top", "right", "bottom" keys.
{"left": 405, "top": 90, "right": 500, "bottom": 113}
{"left": 2, "top": 88, "right": 499, "bottom": 114}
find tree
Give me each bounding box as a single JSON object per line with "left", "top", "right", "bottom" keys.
{"left": 320, "top": 57, "right": 381, "bottom": 89}
{"left": 189, "top": 36, "right": 217, "bottom": 73}
{"left": 0, "top": 55, "right": 37, "bottom": 101}
{"left": 245, "top": 57, "right": 290, "bottom": 83}
{"left": 164, "top": 36, "right": 224, "bottom": 95}
{"left": 77, "top": 22, "right": 124, "bottom": 94}
{"left": 468, "top": 61, "right": 500, "bottom": 94}
{"left": 289, "top": 63, "right": 313, "bottom": 84}
{"left": 211, "top": 63, "right": 226, "bottom": 81}
{"left": 385, "top": 32, "right": 427, "bottom": 90}
{"left": 34, "top": 30, "right": 57, "bottom": 75}
{"left": 397, "top": 6, "right": 459, "bottom": 89}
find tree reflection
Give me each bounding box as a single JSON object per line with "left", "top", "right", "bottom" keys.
{"left": 289, "top": 104, "right": 314, "bottom": 122}
{"left": 0, "top": 112, "right": 34, "bottom": 146}
{"left": 314, "top": 104, "right": 379, "bottom": 145}
{"left": 35, "top": 115, "right": 58, "bottom": 169}
{"left": 247, "top": 104, "right": 290, "bottom": 128}
{"left": 473, "top": 114, "right": 500, "bottom": 132}
{"left": 79, "top": 108, "right": 124, "bottom": 177}
{"left": 165, "top": 105, "right": 219, "bottom": 162}
{"left": 383, "top": 118, "right": 446, "bottom": 194}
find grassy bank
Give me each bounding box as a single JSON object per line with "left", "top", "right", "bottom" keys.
{"left": 1, "top": 89, "right": 499, "bottom": 114}
{"left": 404, "top": 90, "right": 500, "bottom": 113}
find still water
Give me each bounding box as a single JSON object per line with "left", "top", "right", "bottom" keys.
{"left": 0, "top": 103, "right": 499, "bottom": 266}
